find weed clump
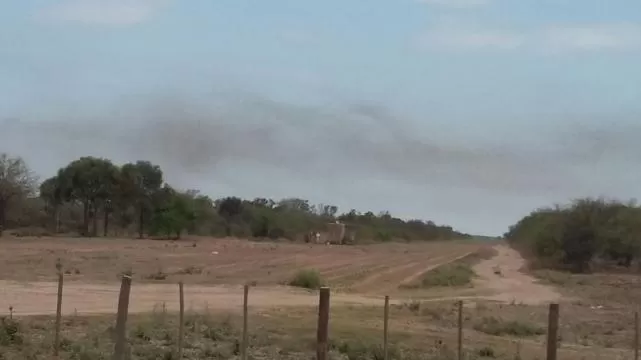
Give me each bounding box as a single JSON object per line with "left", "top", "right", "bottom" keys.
{"left": 176, "top": 265, "right": 203, "bottom": 275}
{"left": 146, "top": 269, "right": 168, "bottom": 281}
{"left": 331, "top": 339, "right": 400, "bottom": 360}
{"left": 0, "top": 317, "right": 22, "bottom": 346}
{"left": 473, "top": 317, "right": 545, "bottom": 337}
{"left": 477, "top": 346, "right": 496, "bottom": 358}
{"left": 421, "top": 263, "right": 475, "bottom": 287}
{"left": 289, "top": 269, "right": 323, "bottom": 289}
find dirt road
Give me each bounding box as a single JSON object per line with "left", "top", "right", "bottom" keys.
{"left": 472, "top": 244, "right": 562, "bottom": 305}
{"left": 0, "top": 244, "right": 560, "bottom": 316}
{"left": 0, "top": 281, "right": 388, "bottom": 316}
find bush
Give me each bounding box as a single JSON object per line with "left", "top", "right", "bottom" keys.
{"left": 289, "top": 269, "right": 323, "bottom": 289}
{"left": 473, "top": 317, "right": 545, "bottom": 337}
{"left": 331, "top": 340, "right": 400, "bottom": 360}
{"left": 420, "top": 263, "right": 475, "bottom": 287}
{"left": 477, "top": 346, "right": 496, "bottom": 358}
{"left": 0, "top": 318, "right": 22, "bottom": 346}
{"left": 506, "top": 198, "right": 641, "bottom": 273}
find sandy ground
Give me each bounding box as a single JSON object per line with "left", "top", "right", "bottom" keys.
{"left": 472, "top": 244, "right": 562, "bottom": 305}
{"left": 0, "top": 243, "right": 561, "bottom": 316}
{"left": 0, "top": 237, "right": 478, "bottom": 290}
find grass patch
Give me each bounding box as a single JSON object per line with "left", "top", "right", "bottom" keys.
{"left": 145, "top": 269, "right": 168, "bottom": 281}
{"left": 175, "top": 265, "right": 203, "bottom": 275}
{"left": 420, "top": 263, "right": 476, "bottom": 287}
{"left": 331, "top": 339, "right": 401, "bottom": 360}
{"left": 473, "top": 317, "right": 545, "bottom": 337}
{"left": 289, "top": 269, "right": 324, "bottom": 289}
{"left": 0, "top": 317, "right": 23, "bottom": 346}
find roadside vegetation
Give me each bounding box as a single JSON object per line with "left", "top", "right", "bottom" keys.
{"left": 505, "top": 198, "right": 641, "bottom": 273}
{"left": 289, "top": 269, "right": 324, "bottom": 289}
{"left": 473, "top": 317, "right": 545, "bottom": 337}
{"left": 418, "top": 263, "right": 476, "bottom": 288}
{"left": 0, "top": 152, "right": 470, "bottom": 243}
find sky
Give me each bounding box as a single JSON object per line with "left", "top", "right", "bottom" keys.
{"left": 1, "top": 0, "right": 641, "bottom": 236}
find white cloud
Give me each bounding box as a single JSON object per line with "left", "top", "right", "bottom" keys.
{"left": 418, "top": 0, "right": 491, "bottom": 9}
{"left": 417, "top": 21, "right": 641, "bottom": 53}
{"left": 417, "top": 21, "right": 523, "bottom": 50}
{"left": 37, "top": 0, "right": 169, "bottom": 26}
{"left": 539, "top": 23, "right": 641, "bottom": 52}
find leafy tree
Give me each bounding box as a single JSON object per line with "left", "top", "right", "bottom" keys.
{"left": 0, "top": 153, "right": 472, "bottom": 243}
{"left": 276, "top": 198, "right": 311, "bottom": 213}
{"left": 0, "top": 154, "right": 37, "bottom": 236}
{"left": 39, "top": 173, "right": 64, "bottom": 233}
{"left": 58, "top": 157, "right": 119, "bottom": 236}
{"left": 506, "top": 198, "right": 641, "bottom": 273}
{"left": 218, "top": 196, "right": 243, "bottom": 236}
{"left": 150, "top": 186, "right": 195, "bottom": 239}
{"left": 120, "top": 161, "right": 163, "bottom": 238}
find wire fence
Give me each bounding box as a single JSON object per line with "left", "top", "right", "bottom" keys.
{"left": 3, "top": 271, "right": 641, "bottom": 360}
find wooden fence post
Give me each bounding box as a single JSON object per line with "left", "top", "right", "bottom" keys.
{"left": 546, "top": 303, "right": 560, "bottom": 360}
{"left": 635, "top": 311, "right": 639, "bottom": 360}
{"left": 317, "top": 287, "right": 331, "bottom": 360}
{"left": 457, "top": 300, "right": 463, "bottom": 360}
{"left": 241, "top": 284, "right": 249, "bottom": 360}
{"left": 113, "top": 274, "right": 132, "bottom": 360}
{"left": 178, "top": 282, "right": 185, "bottom": 359}
{"left": 54, "top": 261, "right": 64, "bottom": 357}
{"left": 383, "top": 295, "right": 390, "bottom": 360}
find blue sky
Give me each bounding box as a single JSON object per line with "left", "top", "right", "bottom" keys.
{"left": 2, "top": 0, "right": 641, "bottom": 235}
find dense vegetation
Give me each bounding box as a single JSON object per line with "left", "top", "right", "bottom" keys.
{"left": 505, "top": 198, "right": 641, "bottom": 273}
{"left": 0, "top": 153, "right": 470, "bottom": 242}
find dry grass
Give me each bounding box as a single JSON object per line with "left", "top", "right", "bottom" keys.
{"left": 0, "top": 236, "right": 481, "bottom": 293}
{"left": 0, "top": 296, "right": 636, "bottom": 360}
{"left": 1, "top": 237, "right": 639, "bottom": 360}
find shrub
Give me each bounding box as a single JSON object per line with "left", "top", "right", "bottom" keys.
{"left": 289, "top": 269, "right": 323, "bottom": 289}
{"left": 421, "top": 263, "right": 475, "bottom": 287}
{"left": 331, "top": 340, "right": 400, "bottom": 360}
{"left": 146, "top": 269, "right": 168, "bottom": 281}
{"left": 473, "top": 317, "right": 545, "bottom": 337}
{"left": 506, "top": 198, "right": 641, "bottom": 272}
{"left": 0, "top": 317, "right": 22, "bottom": 346}
{"left": 477, "top": 346, "right": 496, "bottom": 358}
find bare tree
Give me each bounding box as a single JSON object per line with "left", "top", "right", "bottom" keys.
{"left": 0, "top": 153, "right": 37, "bottom": 236}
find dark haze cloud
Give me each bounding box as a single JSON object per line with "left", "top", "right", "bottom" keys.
{"left": 2, "top": 93, "right": 640, "bottom": 229}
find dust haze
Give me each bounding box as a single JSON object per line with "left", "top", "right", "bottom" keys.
{"left": 2, "top": 93, "right": 640, "bottom": 233}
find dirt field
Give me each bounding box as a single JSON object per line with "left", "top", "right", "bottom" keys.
{"left": 0, "top": 236, "right": 483, "bottom": 316}
{"left": 0, "top": 236, "right": 480, "bottom": 288}
{"left": 2, "top": 236, "right": 638, "bottom": 360}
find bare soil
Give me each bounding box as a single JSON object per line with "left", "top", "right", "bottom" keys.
{"left": 3, "top": 237, "right": 638, "bottom": 360}
{"left": 0, "top": 237, "right": 564, "bottom": 317}
{"left": 0, "top": 236, "right": 485, "bottom": 316}
{"left": 472, "top": 244, "right": 562, "bottom": 305}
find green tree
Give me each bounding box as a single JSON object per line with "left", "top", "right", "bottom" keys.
{"left": 217, "top": 197, "right": 243, "bottom": 236}
{"left": 120, "top": 161, "right": 163, "bottom": 238}
{"left": 182, "top": 190, "right": 220, "bottom": 235}
{"left": 39, "top": 172, "right": 64, "bottom": 234}
{"left": 506, "top": 198, "right": 641, "bottom": 273}
{"left": 58, "top": 157, "right": 119, "bottom": 236}
{"left": 0, "top": 153, "right": 37, "bottom": 236}
{"left": 150, "top": 186, "right": 195, "bottom": 239}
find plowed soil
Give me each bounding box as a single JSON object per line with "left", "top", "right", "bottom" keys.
{"left": 0, "top": 237, "right": 561, "bottom": 317}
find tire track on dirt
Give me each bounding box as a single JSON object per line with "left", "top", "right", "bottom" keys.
{"left": 350, "top": 247, "right": 474, "bottom": 293}
{"left": 0, "top": 281, "right": 386, "bottom": 316}
{"left": 352, "top": 258, "right": 442, "bottom": 292}
{"left": 323, "top": 253, "right": 416, "bottom": 282}
{"left": 0, "top": 245, "right": 564, "bottom": 316}
{"left": 397, "top": 251, "right": 475, "bottom": 287}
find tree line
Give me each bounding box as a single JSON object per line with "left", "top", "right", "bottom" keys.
{"left": 505, "top": 198, "right": 641, "bottom": 273}
{"left": 0, "top": 153, "right": 471, "bottom": 242}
